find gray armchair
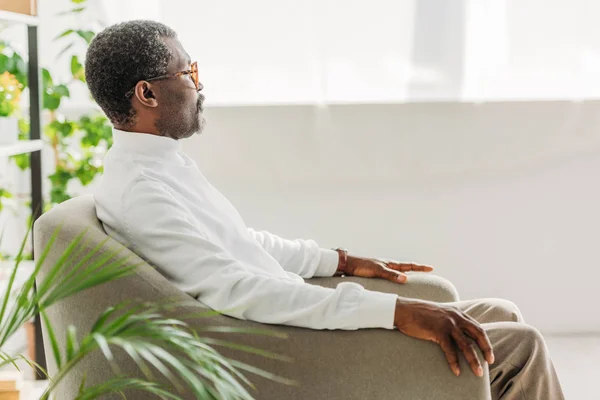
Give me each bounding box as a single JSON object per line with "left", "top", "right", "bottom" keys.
{"left": 33, "top": 195, "right": 491, "bottom": 399}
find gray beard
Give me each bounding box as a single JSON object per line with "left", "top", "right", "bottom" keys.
{"left": 156, "top": 110, "right": 204, "bottom": 140}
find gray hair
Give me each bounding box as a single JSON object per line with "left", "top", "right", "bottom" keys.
{"left": 85, "top": 20, "right": 177, "bottom": 127}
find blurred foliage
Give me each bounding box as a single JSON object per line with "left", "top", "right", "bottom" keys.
{"left": 0, "top": 0, "right": 112, "bottom": 258}
{"left": 0, "top": 41, "right": 27, "bottom": 87}
{"left": 0, "top": 227, "right": 276, "bottom": 399}
{"left": 0, "top": 72, "right": 23, "bottom": 116}
{"left": 0, "top": 188, "right": 12, "bottom": 212}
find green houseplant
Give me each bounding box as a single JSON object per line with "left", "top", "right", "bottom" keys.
{"left": 0, "top": 0, "right": 113, "bottom": 233}
{"left": 0, "top": 226, "right": 288, "bottom": 399}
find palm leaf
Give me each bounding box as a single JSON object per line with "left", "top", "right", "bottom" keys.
{"left": 116, "top": 341, "right": 153, "bottom": 381}
{"left": 0, "top": 350, "right": 22, "bottom": 370}
{"left": 129, "top": 342, "right": 182, "bottom": 391}
{"left": 74, "top": 377, "right": 182, "bottom": 400}
{"left": 2, "top": 224, "right": 289, "bottom": 400}
{"left": 0, "top": 352, "right": 49, "bottom": 380}
{"left": 201, "top": 337, "right": 292, "bottom": 362}
{"left": 196, "top": 325, "right": 289, "bottom": 339}
{"left": 41, "top": 310, "right": 62, "bottom": 369}
{"left": 229, "top": 359, "right": 298, "bottom": 386}
{"left": 33, "top": 228, "right": 88, "bottom": 297}
{"left": 66, "top": 325, "right": 79, "bottom": 362}
{"left": 92, "top": 333, "right": 118, "bottom": 371}
{"left": 0, "top": 224, "right": 63, "bottom": 344}
{"left": 0, "top": 223, "right": 31, "bottom": 335}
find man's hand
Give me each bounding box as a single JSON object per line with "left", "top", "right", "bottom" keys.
{"left": 344, "top": 255, "right": 433, "bottom": 284}
{"left": 394, "top": 298, "right": 495, "bottom": 377}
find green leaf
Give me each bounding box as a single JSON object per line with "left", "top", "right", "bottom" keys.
{"left": 76, "top": 30, "right": 95, "bottom": 44}
{"left": 0, "top": 224, "right": 31, "bottom": 340}
{"left": 199, "top": 337, "right": 291, "bottom": 362}
{"left": 229, "top": 359, "right": 297, "bottom": 386}
{"left": 76, "top": 162, "right": 96, "bottom": 186}
{"left": 0, "top": 53, "right": 15, "bottom": 72}
{"left": 57, "top": 7, "right": 85, "bottom": 16}
{"left": 71, "top": 0, "right": 87, "bottom": 3}
{"left": 71, "top": 55, "right": 85, "bottom": 82}
{"left": 34, "top": 229, "right": 88, "bottom": 300}
{"left": 77, "top": 373, "right": 87, "bottom": 395}
{"left": 92, "top": 333, "right": 117, "bottom": 368}
{"left": 66, "top": 326, "right": 79, "bottom": 362}
{"left": 10, "top": 127, "right": 31, "bottom": 169}
{"left": 57, "top": 42, "right": 75, "bottom": 59}
{"left": 41, "top": 310, "right": 63, "bottom": 369}
{"left": 54, "top": 29, "right": 74, "bottom": 40}
{"left": 0, "top": 351, "right": 22, "bottom": 370}
{"left": 90, "top": 306, "right": 119, "bottom": 336}
{"left": 11, "top": 53, "right": 27, "bottom": 86}
{"left": 0, "top": 353, "right": 48, "bottom": 379}
{"left": 48, "top": 169, "right": 72, "bottom": 186}
{"left": 43, "top": 93, "right": 61, "bottom": 110}
{"left": 42, "top": 68, "right": 53, "bottom": 88}
{"left": 47, "top": 120, "right": 76, "bottom": 138}
{"left": 0, "top": 52, "right": 27, "bottom": 87}
{"left": 54, "top": 84, "right": 70, "bottom": 98}
{"left": 50, "top": 185, "right": 71, "bottom": 204}
{"left": 42, "top": 78, "right": 71, "bottom": 111}
{"left": 0, "top": 53, "right": 9, "bottom": 71}
{"left": 74, "top": 378, "right": 182, "bottom": 400}
{"left": 0, "top": 189, "right": 13, "bottom": 199}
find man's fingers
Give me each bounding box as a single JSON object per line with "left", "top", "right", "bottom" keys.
{"left": 462, "top": 320, "right": 495, "bottom": 365}
{"left": 440, "top": 339, "right": 461, "bottom": 376}
{"left": 452, "top": 329, "right": 483, "bottom": 377}
{"left": 386, "top": 262, "right": 434, "bottom": 273}
{"left": 381, "top": 267, "right": 407, "bottom": 284}
{"left": 412, "top": 264, "right": 434, "bottom": 272}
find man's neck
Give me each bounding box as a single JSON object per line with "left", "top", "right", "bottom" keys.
{"left": 114, "top": 124, "right": 161, "bottom": 137}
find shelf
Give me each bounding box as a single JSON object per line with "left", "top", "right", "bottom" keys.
{"left": 0, "top": 10, "right": 38, "bottom": 26}
{"left": 0, "top": 140, "right": 43, "bottom": 157}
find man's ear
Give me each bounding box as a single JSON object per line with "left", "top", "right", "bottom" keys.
{"left": 133, "top": 81, "right": 159, "bottom": 108}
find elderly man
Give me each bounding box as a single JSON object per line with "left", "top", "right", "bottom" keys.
{"left": 86, "top": 20, "right": 564, "bottom": 399}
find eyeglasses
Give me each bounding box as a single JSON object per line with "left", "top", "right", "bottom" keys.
{"left": 124, "top": 61, "right": 200, "bottom": 98}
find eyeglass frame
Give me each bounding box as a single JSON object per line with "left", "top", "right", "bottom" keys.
{"left": 124, "top": 61, "right": 200, "bottom": 98}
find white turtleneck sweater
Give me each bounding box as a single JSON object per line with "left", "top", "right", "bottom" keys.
{"left": 94, "top": 129, "right": 397, "bottom": 330}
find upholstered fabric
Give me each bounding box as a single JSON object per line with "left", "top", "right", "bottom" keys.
{"left": 33, "top": 195, "right": 490, "bottom": 399}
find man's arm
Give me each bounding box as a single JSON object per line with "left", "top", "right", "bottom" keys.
{"left": 248, "top": 228, "right": 339, "bottom": 278}
{"left": 124, "top": 180, "right": 493, "bottom": 376}
{"left": 121, "top": 180, "right": 396, "bottom": 330}
{"left": 249, "top": 229, "right": 434, "bottom": 283}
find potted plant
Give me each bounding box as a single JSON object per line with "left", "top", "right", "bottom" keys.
{"left": 0, "top": 71, "right": 22, "bottom": 145}
{"left": 0, "top": 227, "right": 285, "bottom": 399}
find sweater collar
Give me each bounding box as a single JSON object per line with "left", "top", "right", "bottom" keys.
{"left": 112, "top": 128, "right": 181, "bottom": 157}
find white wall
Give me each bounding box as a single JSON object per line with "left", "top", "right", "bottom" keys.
{"left": 183, "top": 101, "right": 600, "bottom": 334}
{"left": 4, "top": 0, "right": 600, "bottom": 334}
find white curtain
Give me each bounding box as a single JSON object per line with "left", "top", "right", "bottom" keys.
{"left": 157, "top": 0, "right": 599, "bottom": 105}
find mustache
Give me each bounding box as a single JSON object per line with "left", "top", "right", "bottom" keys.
{"left": 197, "top": 93, "right": 205, "bottom": 111}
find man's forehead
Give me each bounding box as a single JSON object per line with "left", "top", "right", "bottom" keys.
{"left": 162, "top": 37, "right": 191, "bottom": 68}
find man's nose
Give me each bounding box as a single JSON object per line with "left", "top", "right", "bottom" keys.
{"left": 198, "top": 81, "right": 204, "bottom": 91}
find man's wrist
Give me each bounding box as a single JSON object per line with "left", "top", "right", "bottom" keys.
{"left": 333, "top": 248, "right": 348, "bottom": 276}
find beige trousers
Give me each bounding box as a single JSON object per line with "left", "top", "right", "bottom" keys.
{"left": 452, "top": 298, "right": 564, "bottom": 400}
{"left": 315, "top": 275, "right": 565, "bottom": 400}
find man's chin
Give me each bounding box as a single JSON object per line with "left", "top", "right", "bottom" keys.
{"left": 196, "top": 116, "right": 206, "bottom": 135}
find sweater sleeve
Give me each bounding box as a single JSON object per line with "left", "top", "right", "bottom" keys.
{"left": 121, "top": 180, "right": 397, "bottom": 330}
{"left": 247, "top": 228, "right": 339, "bottom": 278}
